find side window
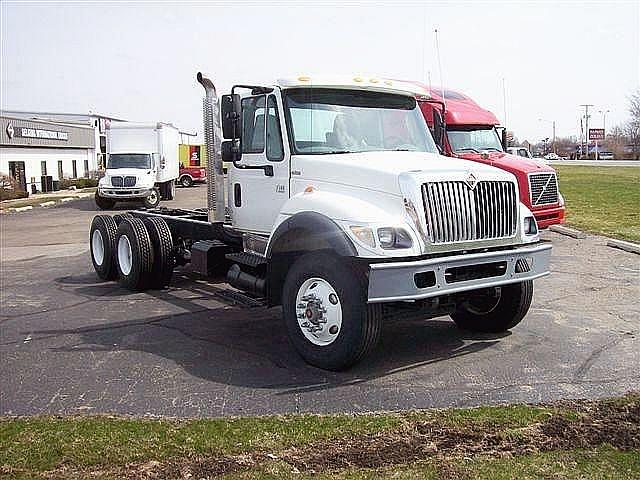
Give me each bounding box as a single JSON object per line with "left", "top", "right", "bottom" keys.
{"left": 241, "top": 95, "right": 266, "bottom": 154}
{"left": 266, "top": 95, "right": 284, "bottom": 161}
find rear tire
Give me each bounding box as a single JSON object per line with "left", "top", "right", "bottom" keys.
{"left": 143, "top": 188, "right": 160, "bottom": 209}
{"left": 451, "top": 281, "right": 534, "bottom": 333}
{"left": 94, "top": 192, "right": 115, "bottom": 210}
{"left": 90, "top": 215, "right": 118, "bottom": 280}
{"left": 142, "top": 217, "right": 175, "bottom": 289}
{"left": 282, "top": 252, "right": 382, "bottom": 371}
{"left": 180, "top": 175, "right": 193, "bottom": 188}
{"left": 115, "top": 218, "right": 153, "bottom": 291}
{"left": 113, "top": 213, "right": 133, "bottom": 225}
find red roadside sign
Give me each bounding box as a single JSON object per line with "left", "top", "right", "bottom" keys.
{"left": 589, "top": 128, "right": 605, "bottom": 141}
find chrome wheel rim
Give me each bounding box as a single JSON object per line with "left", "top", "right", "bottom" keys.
{"left": 91, "top": 230, "right": 105, "bottom": 266}
{"left": 295, "top": 277, "right": 342, "bottom": 346}
{"left": 117, "top": 235, "right": 133, "bottom": 275}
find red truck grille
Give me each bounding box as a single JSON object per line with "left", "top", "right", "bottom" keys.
{"left": 529, "top": 173, "right": 558, "bottom": 206}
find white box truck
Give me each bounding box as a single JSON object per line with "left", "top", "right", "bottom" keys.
{"left": 95, "top": 122, "right": 179, "bottom": 209}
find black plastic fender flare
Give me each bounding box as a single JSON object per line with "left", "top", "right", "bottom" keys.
{"left": 266, "top": 211, "right": 357, "bottom": 259}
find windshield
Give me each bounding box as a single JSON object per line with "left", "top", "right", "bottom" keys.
{"left": 447, "top": 128, "right": 503, "bottom": 153}
{"left": 284, "top": 88, "right": 437, "bottom": 155}
{"left": 107, "top": 153, "right": 152, "bottom": 169}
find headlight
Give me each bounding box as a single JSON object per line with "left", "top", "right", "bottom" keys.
{"left": 349, "top": 226, "right": 376, "bottom": 248}
{"left": 377, "top": 227, "right": 413, "bottom": 249}
{"left": 524, "top": 216, "right": 538, "bottom": 235}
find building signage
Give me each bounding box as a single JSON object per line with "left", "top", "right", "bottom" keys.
{"left": 588, "top": 128, "right": 605, "bottom": 141}
{"left": 18, "top": 127, "right": 69, "bottom": 141}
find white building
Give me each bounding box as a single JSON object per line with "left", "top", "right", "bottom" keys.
{"left": 0, "top": 111, "right": 123, "bottom": 193}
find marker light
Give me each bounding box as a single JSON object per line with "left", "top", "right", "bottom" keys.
{"left": 349, "top": 226, "right": 375, "bottom": 248}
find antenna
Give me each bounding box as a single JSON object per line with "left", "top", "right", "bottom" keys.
{"left": 434, "top": 28, "right": 446, "bottom": 109}
{"left": 502, "top": 77, "right": 507, "bottom": 125}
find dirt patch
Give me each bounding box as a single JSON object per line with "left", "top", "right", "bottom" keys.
{"left": 40, "top": 395, "right": 640, "bottom": 479}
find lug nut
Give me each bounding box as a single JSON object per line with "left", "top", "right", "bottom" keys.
{"left": 329, "top": 293, "right": 338, "bottom": 305}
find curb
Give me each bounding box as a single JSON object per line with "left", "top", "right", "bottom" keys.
{"left": 39, "top": 201, "right": 56, "bottom": 207}
{"left": 12, "top": 206, "right": 33, "bottom": 212}
{"left": 549, "top": 225, "right": 587, "bottom": 239}
{"left": 606, "top": 239, "right": 640, "bottom": 255}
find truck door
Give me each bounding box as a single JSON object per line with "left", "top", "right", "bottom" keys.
{"left": 229, "top": 92, "right": 289, "bottom": 234}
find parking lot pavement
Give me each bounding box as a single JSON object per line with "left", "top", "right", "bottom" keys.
{"left": 1, "top": 187, "right": 638, "bottom": 417}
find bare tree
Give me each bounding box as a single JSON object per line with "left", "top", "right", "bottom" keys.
{"left": 627, "top": 89, "right": 640, "bottom": 159}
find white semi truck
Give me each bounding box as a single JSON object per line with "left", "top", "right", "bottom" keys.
{"left": 95, "top": 122, "right": 179, "bottom": 209}
{"left": 89, "top": 73, "right": 551, "bottom": 370}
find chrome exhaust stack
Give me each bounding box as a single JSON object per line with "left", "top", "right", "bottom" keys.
{"left": 196, "top": 72, "right": 225, "bottom": 223}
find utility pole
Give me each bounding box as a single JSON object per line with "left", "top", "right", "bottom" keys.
{"left": 580, "top": 104, "right": 593, "bottom": 158}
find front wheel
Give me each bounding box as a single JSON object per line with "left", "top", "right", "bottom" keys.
{"left": 451, "top": 281, "right": 534, "bottom": 333}
{"left": 94, "top": 192, "right": 115, "bottom": 210}
{"left": 143, "top": 188, "right": 160, "bottom": 209}
{"left": 282, "top": 253, "right": 382, "bottom": 371}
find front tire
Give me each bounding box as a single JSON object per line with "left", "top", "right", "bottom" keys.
{"left": 451, "top": 281, "right": 534, "bottom": 333}
{"left": 143, "top": 188, "right": 160, "bottom": 209}
{"left": 94, "top": 192, "right": 115, "bottom": 210}
{"left": 282, "top": 253, "right": 382, "bottom": 371}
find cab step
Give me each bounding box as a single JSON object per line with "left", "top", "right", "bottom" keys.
{"left": 225, "top": 251, "right": 267, "bottom": 268}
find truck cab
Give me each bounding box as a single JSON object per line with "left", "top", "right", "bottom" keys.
{"left": 89, "top": 74, "right": 552, "bottom": 371}
{"left": 415, "top": 86, "right": 565, "bottom": 229}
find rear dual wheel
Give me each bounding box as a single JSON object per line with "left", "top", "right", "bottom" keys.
{"left": 90, "top": 215, "right": 118, "bottom": 280}
{"left": 90, "top": 214, "right": 174, "bottom": 290}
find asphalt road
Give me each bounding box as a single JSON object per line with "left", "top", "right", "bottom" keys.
{"left": 1, "top": 186, "right": 638, "bottom": 417}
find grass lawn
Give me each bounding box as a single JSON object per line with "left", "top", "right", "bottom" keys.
{"left": 1, "top": 393, "right": 638, "bottom": 479}
{"left": 555, "top": 166, "right": 640, "bottom": 242}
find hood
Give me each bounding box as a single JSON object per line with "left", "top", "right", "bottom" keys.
{"left": 455, "top": 151, "right": 554, "bottom": 175}
{"left": 292, "top": 150, "right": 514, "bottom": 195}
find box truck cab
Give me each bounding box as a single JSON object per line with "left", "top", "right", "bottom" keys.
{"left": 415, "top": 85, "right": 565, "bottom": 229}
{"left": 95, "top": 122, "right": 179, "bottom": 209}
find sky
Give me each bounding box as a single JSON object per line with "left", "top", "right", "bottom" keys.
{"left": 1, "top": 0, "right": 639, "bottom": 144}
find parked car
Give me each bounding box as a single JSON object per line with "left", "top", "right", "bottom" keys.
{"left": 599, "top": 151, "right": 614, "bottom": 160}
{"left": 179, "top": 163, "right": 207, "bottom": 187}
{"left": 543, "top": 153, "right": 560, "bottom": 161}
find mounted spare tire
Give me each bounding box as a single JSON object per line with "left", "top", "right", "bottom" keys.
{"left": 142, "top": 217, "right": 175, "bottom": 289}
{"left": 90, "top": 215, "right": 118, "bottom": 280}
{"left": 114, "top": 217, "right": 153, "bottom": 291}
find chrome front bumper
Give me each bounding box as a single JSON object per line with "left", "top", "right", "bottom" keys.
{"left": 98, "top": 187, "right": 152, "bottom": 198}
{"left": 367, "top": 242, "right": 552, "bottom": 303}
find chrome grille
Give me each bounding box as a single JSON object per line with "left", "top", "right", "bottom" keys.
{"left": 529, "top": 173, "right": 558, "bottom": 206}
{"left": 124, "top": 176, "right": 136, "bottom": 187}
{"left": 422, "top": 180, "right": 518, "bottom": 243}
{"left": 111, "top": 176, "right": 123, "bottom": 187}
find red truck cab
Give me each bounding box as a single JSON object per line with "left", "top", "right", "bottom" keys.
{"left": 178, "top": 163, "right": 207, "bottom": 188}
{"left": 415, "top": 85, "right": 564, "bottom": 229}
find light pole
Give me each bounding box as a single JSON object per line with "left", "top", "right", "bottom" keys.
{"left": 599, "top": 109, "right": 610, "bottom": 134}
{"left": 538, "top": 118, "right": 556, "bottom": 154}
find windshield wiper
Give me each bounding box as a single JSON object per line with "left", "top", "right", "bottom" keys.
{"left": 455, "top": 147, "right": 479, "bottom": 153}
{"left": 481, "top": 147, "right": 502, "bottom": 152}
{"left": 316, "top": 149, "right": 355, "bottom": 155}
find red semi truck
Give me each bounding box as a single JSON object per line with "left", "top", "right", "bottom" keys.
{"left": 414, "top": 85, "right": 565, "bottom": 229}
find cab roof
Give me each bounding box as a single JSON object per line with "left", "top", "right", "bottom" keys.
{"left": 276, "top": 76, "right": 431, "bottom": 98}
{"left": 404, "top": 81, "right": 500, "bottom": 126}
